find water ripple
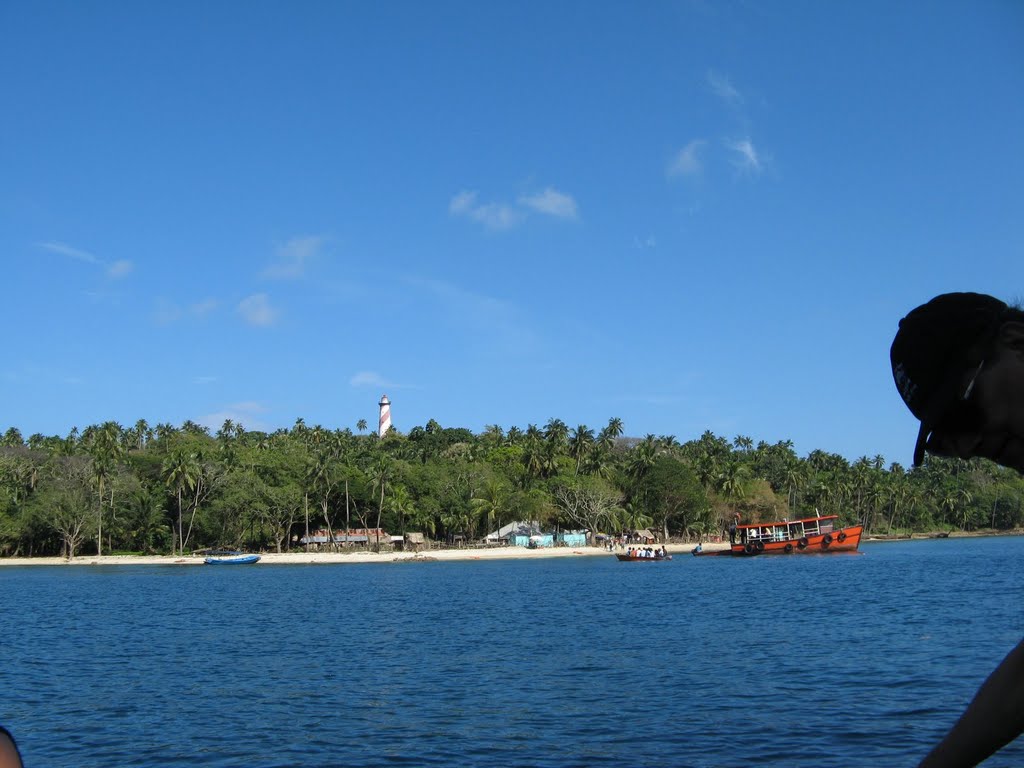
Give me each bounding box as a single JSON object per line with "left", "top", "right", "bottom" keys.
{"left": 2, "top": 538, "right": 1024, "bottom": 766}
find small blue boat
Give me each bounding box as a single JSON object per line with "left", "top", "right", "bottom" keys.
{"left": 203, "top": 550, "right": 261, "bottom": 565}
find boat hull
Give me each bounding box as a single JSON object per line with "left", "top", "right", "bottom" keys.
{"left": 726, "top": 525, "right": 863, "bottom": 556}
{"left": 615, "top": 554, "right": 672, "bottom": 561}
{"left": 204, "top": 554, "right": 261, "bottom": 565}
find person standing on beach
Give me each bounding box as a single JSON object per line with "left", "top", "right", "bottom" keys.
{"left": 891, "top": 292, "right": 1024, "bottom": 767}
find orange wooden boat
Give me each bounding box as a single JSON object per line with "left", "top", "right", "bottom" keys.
{"left": 694, "top": 514, "right": 862, "bottom": 557}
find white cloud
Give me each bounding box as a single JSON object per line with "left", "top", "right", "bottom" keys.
{"left": 350, "top": 371, "right": 396, "bottom": 389}
{"left": 668, "top": 139, "right": 706, "bottom": 177}
{"left": 263, "top": 235, "right": 326, "bottom": 279}
{"left": 193, "top": 375, "right": 218, "bottom": 385}
{"left": 237, "top": 293, "right": 279, "bottom": 327}
{"left": 707, "top": 70, "right": 743, "bottom": 107}
{"left": 402, "top": 274, "right": 537, "bottom": 355}
{"left": 107, "top": 259, "right": 133, "bottom": 278}
{"left": 37, "top": 241, "right": 101, "bottom": 264}
{"left": 518, "top": 187, "right": 578, "bottom": 219}
{"left": 449, "top": 190, "right": 520, "bottom": 230}
{"left": 37, "top": 241, "right": 134, "bottom": 279}
{"left": 190, "top": 298, "right": 219, "bottom": 317}
{"left": 153, "top": 299, "right": 182, "bottom": 326}
{"left": 153, "top": 297, "right": 220, "bottom": 325}
{"left": 449, "top": 190, "right": 478, "bottom": 216}
{"left": 633, "top": 235, "right": 658, "bottom": 250}
{"left": 725, "top": 138, "right": 763, "bottom": 174}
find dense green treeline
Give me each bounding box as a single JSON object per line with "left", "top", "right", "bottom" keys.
{"left": 1, "top": 417, "right": 1022, "bottom": 558}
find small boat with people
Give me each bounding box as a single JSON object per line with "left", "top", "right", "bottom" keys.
{"left": 693, "top": 513, "right": 862, "bottom": 557}
{"left": 616, "top": 546, "right": 672, "bottom": 562}
{"left": 203, "top": 550, "right": 261, "bottom": 565}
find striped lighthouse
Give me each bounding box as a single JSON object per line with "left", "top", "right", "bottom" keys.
{"left": 378, "top": 394, "right": 392, "bottom": 438}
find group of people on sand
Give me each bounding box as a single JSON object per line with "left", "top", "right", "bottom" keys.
{"left": 628, "top": 546, "right": 668, "bottom": 559}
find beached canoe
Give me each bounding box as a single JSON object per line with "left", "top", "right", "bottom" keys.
{"left": 203, "top": 552, "right": 261, "bottom": 565}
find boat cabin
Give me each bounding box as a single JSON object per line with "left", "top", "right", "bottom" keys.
{"left": 735, "top": 514, "right": 838, "bottom": 545}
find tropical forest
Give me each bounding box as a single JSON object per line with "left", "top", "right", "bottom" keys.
{"left": 1, "top": 417, "right": 1022, "bottom": 559}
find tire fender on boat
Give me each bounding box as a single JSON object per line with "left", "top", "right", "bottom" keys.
{"left": 744, "top": 542, "right": 755, "bottom": 555}
{"left": 755, "top": 540, "right": 765, "bottom": 553}
{"left": 823, "top": 533, "right": 833, "bottom": 545}
{"left": 837, "top": 532, "right": 847, "bottom": 543}
{"left": 797, "top": 537, "right": 809, "bottom": 549}
{"left": 784, "top": 543, "right": 793, "bottom": 554}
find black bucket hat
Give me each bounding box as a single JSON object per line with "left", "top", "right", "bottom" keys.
{"left": 890, "top": 292, "right": 1007, "bottom": 466}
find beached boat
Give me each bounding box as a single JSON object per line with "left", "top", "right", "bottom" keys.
{"left": 615, "top": 553, "right": 672, "bottom": 562}
{"left": 203, "top": 550, "right": 261, "bottom": 565}
{"left": 694, "top": 514, "right": 862, "bottom": 557}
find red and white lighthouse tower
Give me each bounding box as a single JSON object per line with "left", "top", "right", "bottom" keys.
{"left": 378, "top": 394, "right": 392, "bottom": 438}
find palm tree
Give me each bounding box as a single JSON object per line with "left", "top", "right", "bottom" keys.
{"left": 627, "top": 435, "right": 658, "bottom": 484}
{"left": 471, "top": 478, "right": 508, "bottom": 540}
{"left": 605, "top": 417, "right": 624, "bottom": 440}
{"left": 87, "top": 421, "right": 124, "bottom": 556}
{"left": 718, "top": 460, "right": 749, "bottom": 504}
{"left": 388, "top": 484, "right": 414, "bottom": 536}
{"left": 132, "top": 419, "right": 151, "bottom": 451}
{"left": 569, "top": 425, "right": 594, "bottom": 476}
{"left": 521, "top": 425, "right": 545, "bottom": 486}
{"left": 307, "top": 451, "right": 338, "bottom": 549}
{"left": 544, "top": 418, "right": 569, "bottom": 455}
{"left": 368, "top": 454, "right": 393, "bottom": 551}
{"left": 162, "top": 449, "right": 198, "bottom": 556}
{"left": 356, "top": 419, "right": 368, "bottom": 434}
{"left": 733, "top": 435, "right": 754, "bottom": 453}
{"left": 783, "top": 462, "right": 807, "bottom": 516}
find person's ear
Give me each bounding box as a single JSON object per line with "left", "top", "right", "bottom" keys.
{"left": 997, "top": 321, "right": 1024, "bottom": 356}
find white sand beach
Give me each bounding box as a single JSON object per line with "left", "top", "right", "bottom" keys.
{"left": 0, "top": 541, "right": 730, "bottom": 567}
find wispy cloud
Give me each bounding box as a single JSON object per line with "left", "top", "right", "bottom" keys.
{"left": 403, "top": 274, "right": 537, "bottom": 355}
{"left": 153, "top": 298, "right": 220, "bottom": 325}
{"left": 724, "top": 137, "right": 763, "bottom": 174}
{"left": 668, "top": 139, "right": 706, "bottom": 178}
{"left": 36, "top": 241, "right": 134, "bottom": 279}
{"left": 350, "top": 371, "right": 399, "bottom": 389}
{"left": 190, "top": 298, "right": 219, "bottom": 317}
{"left": 263, "top": 235, "right": 326, "bottom": 279}
{"left": 450, "top": 186, "right": 579, "bottom": 230}
{"left": 449, "top": 190, "right": 520, "bottom": 230}
{"left": 707, "top": 70, "right": 743, "bottom": 107}
{"left": 633, "top": 235, "right": 658, "bottom": 250}
{"left": 200, "top": 401, "right": 270, "bottom": 433}
{"left": 107, "top": 259, "right": 133, "bottom": 278}
{"left": 518, "top": 187, "right": 578, "bottom": 219}
{"left": 237, "top": 293, "right": 279, "bottom": 327}
{"left": 193, "top": 375, "right": 218, "bottom": 385}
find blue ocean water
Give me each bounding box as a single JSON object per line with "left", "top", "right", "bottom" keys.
{"left": 2, "top": 537, "right": 1023, "bottom": 767}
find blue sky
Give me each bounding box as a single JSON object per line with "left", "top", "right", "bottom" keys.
{"left": 2, "top": 1, "right": 1021, "bottom": 467}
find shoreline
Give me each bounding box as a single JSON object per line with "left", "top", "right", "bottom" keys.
{"left": 0, "top": 542, "right": 725, "bottom": 567}
{"left": 2, "top": 530, "right": 1018, "bottom": 567}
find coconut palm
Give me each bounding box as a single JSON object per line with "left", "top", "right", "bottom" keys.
{"left": 162, "top": 449, "right": 198, "bottom": 556}
{"left": 368, "top": 454, "right": 393, "bottom": 550}
{"left": 569, "top": 425, "right": 594, "bottom": 476}
{"left": 471, "top": 478, "right": 508, "bottom": 540}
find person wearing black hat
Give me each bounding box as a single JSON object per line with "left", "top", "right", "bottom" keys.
{"left": 891, "top": 291, "right": 1024, "bottom": 767}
